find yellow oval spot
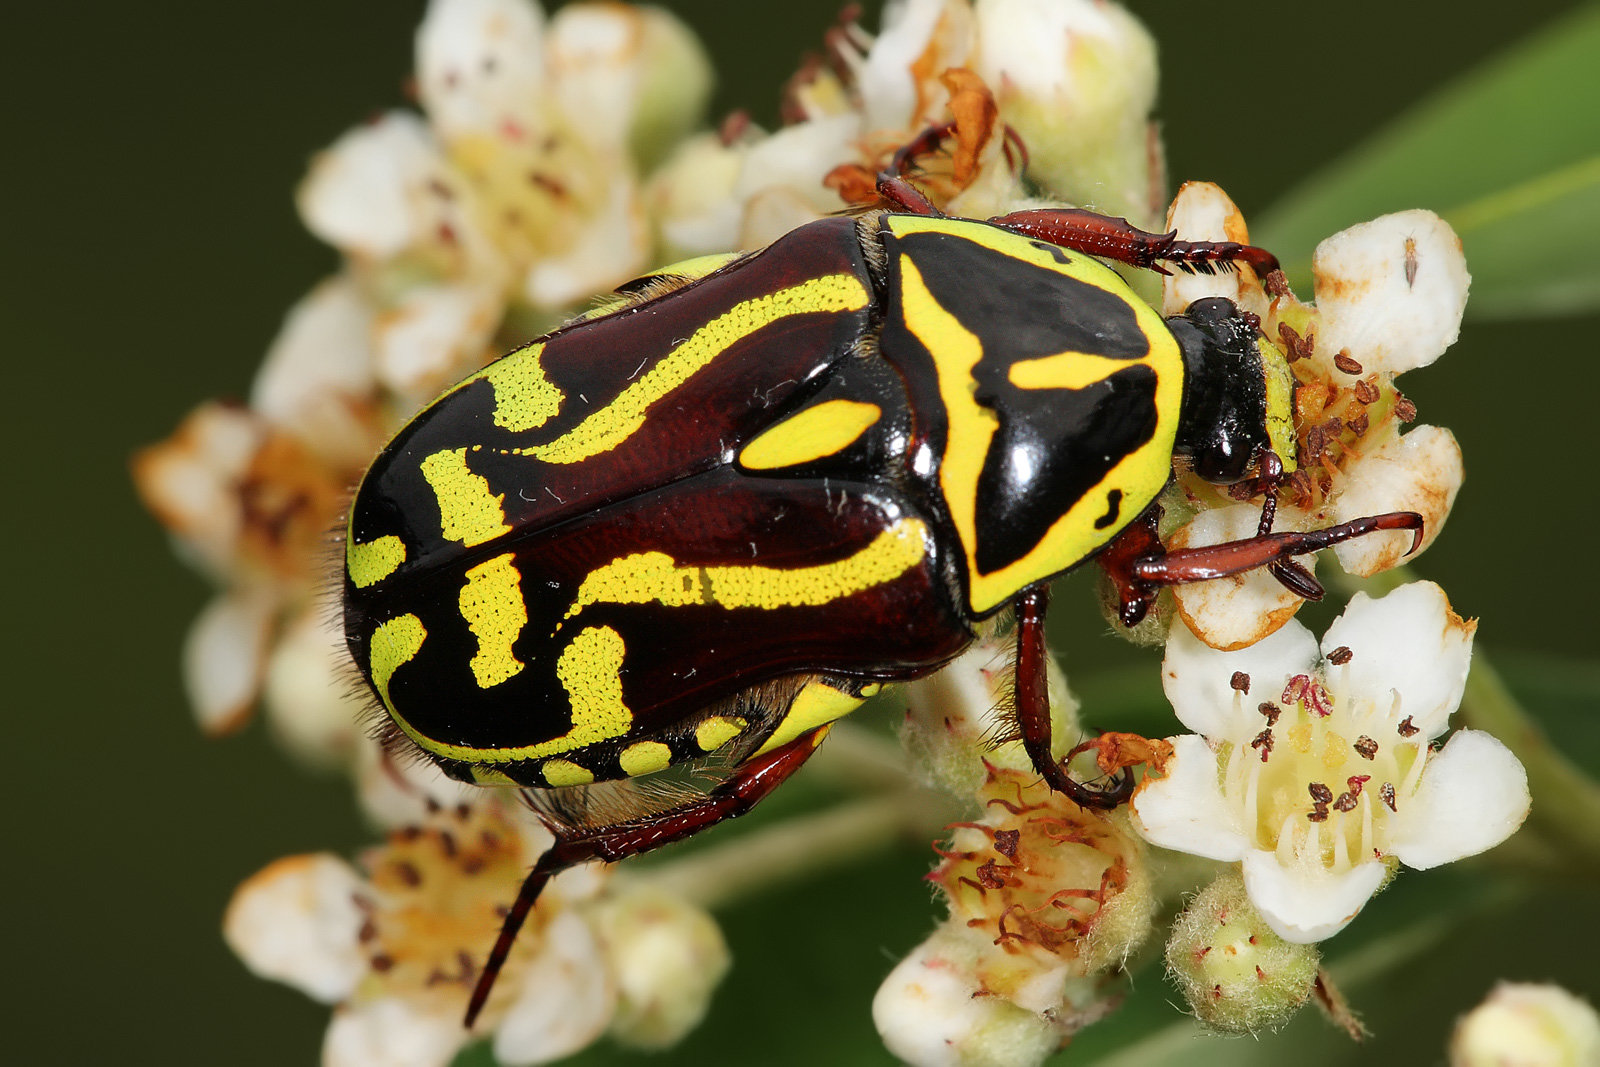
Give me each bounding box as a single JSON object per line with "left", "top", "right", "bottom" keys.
{"left": 419, "top": 447, "right": 510, "bottom": 547}
{"left": 369, "top": 613, "right": 427, "bottom": 713}
{"left": 695, "top": 715, "right": 747, "bottom": 753}
{"left": 619, "top": 740, "right": 673, "bottom": 777}
{"left": 542, "top": 759, "right": 596, "bottom": 787}
{"left": 458, "top": 552, "right": 527, "bottom": 688}
{"left": 482, "top": 343, "right": 562, "bottom": 432}
{"left": 347, "top": 533, "right": 406, "bottom": 589}
{"left": 739, "top": 399, "right": 882, "bottom": 470}
{"left": 1006, "top": 351, "right": 1143, "bottom": 391}
{"left": 754, "top": 681, "right": 865, "bottom": 756}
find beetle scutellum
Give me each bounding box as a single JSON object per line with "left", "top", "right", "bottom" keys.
{"left": 341, "top": 131, "right": 1421, "bottom": 1022}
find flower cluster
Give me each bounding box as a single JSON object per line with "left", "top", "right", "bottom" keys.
{"left": 133, "top": 0, "right": 1538, "bottom": 1061}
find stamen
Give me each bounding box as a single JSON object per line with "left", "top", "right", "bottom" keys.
{"left": 1353, "top": 736, "right": 1379, "bottom": 760}
{"left": 1397, "top": 714, "right": 1419, "bottom": 738}
{"left": 1380, "top": 782, "right": 1397, "bottom": 812}
{"left": 1258, "top": 701, "right": 1281, "bottom": 725}
{"left": 1282, "top": 674, "right": 1310, "bottom": 706}
{"left": 1250, "top": 729, "right": 1274, "bottom": 762}
{"left": 1327, "top": 646, "right": 1353, "bottom": 666}
{"left": 1305, "top": 680, "right": 1334, "bottom": 718}
{"left": 1230, "top": 671, "right": 1251, "bottom": 694}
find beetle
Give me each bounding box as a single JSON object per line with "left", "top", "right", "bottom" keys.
{"left": 342, "top": 133, "right": 1421, "bottom": 1023}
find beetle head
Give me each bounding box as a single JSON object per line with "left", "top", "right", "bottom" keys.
{"left": 1167, "top": 297, "right": 1296, "bottom": 484}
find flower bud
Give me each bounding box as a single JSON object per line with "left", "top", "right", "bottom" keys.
{"left": 873, "top": 926, "right": 1061, "bottom": 1067}
{"left": 596, "top": 888, "right": 730, "bottom": 1049}
{"left": 1164, "top": 871, "right": 1319, "bottom": 1034}
{"left": 1450, "top": 982, "right": 1600, "bottom": 1067}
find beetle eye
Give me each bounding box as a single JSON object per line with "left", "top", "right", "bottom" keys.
{"left": 1193, "top": 440, "right": 1253, "bottom": 484}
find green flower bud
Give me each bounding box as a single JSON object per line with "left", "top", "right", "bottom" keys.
{"left": 1165, "top": 871, "right": 1319, "bottom": 1034}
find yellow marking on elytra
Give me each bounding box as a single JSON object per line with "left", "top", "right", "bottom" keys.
{"left": 471, "top": 766, "right": 518, "bottom": 786}
{"left": 419, "top": 447, "right": 511, "bottom": 547}
{"left": 458, "top": 553, "right": 527, "bottom": 688}
{"left": 695, "top": 716, "right": 747, "bottom": 752}
{"left": 541, "top": 759, "right": 596, "bottom": 787}
{"left": 563, "top": 518, "right": 928, "bottom": 625}
{"left": 392, "top": 625, "right": 635, "bottom": 765}
{"left": 1007, "top": 352, "right": 1141, "bottom": 392}
{"left": 346, "top": 534, "right": 405, "bottom": 589}
{"left": 619, "top": 741, "right": 673, "bottom": 777}
{"left": 369, "top": 613, "right": 427, "bottom": 713}
{"left": 887, "top": 215, "right": 1184, "bottom": 614}
{"left": 514, "top": 274, "right": 870, "bottom": 465}
{"left": 481, "top": 342, "right": 561, "bottom": 433}
{"left": 739, "top": 399, "right": 882, "bottom": 470}
{"left": 754, "top": 681, "right": 864, "bottom": 756}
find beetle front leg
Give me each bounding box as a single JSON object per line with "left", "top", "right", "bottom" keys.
{"left": 463, "top": 729, "right": 830, "bottom": 1027}
{"left": 987, "top": 208, "right": 1282, "bottom": 279}
{"left": 1096, "top": 503, "right": 1425, "bottom": 628}
{"left": 1014, "top": 586, "right": 1135, "bottom": 810}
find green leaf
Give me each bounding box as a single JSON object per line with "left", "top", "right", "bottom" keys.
{"left": 1255, "top": 6, "right": 1600, "bottom": 320}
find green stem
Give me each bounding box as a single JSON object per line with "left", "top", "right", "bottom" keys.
{"left": 626, "top": 790, "right": 954, "bottom": 911}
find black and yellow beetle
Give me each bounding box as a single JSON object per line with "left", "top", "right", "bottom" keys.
{"left": 342, "top": 146, "right": 1421, "bottom": 1022}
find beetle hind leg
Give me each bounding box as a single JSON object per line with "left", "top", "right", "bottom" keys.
{"left": 462, "top": 728, "right": 830, "bottom": 1028}
{"left": 1012, "top": 586, "right": 1135, "bottom": 810}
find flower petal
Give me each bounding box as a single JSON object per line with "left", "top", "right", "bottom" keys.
{"left": 521, "top": 170, "right": 648, "bottom": 308}
{"left": 262, "top": 607, "right": 366, "bottom": 772}
{"left": 183, "top": 588, "right": 278, "bottom": 736}
{"left": 323, "top": 995, "right": 465, "bottom": 1067}
{"left": 492, "top": 910, "right": 616, "bottom": 1065}
{"left": 373, "top": 281, "right": 501, "bottom": 400}
{"left": 223, "top": 854, "right": 368, "bottom": 1003}
{"left": 416, "top": 0, "right": 546, "bottom": 141}
{"left": 1387, "top": 729, "right": 1530, "bottom": 870}
{"left": 1320, "top": 580, "right": 1475, "bottom": 740}
{"left": 1161, "top": 182, "right": 1263, "bottom": 316}
{"left": 1130, "top": 735, "right": 1250, "bottom": 861}
{"left": 1162, "top": 614, "right": 1319, "bottom": 739}
{"left": 1329, "top": 425, "right": 1463, "bottom": 577}
{"left": 1169, "top": 504, "right": 1308, "bottom": 651}
{"left": 1240, "top": 850, "right": 1387, "bottom": 943}
{"left": 1312, "top": 210, "right": 1469, "bottom": 377}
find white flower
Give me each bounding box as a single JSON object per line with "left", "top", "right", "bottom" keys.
{"left": 1450, "top": 982, "right": 1600, "bottom": 1067}
{"left": 1160, "top": 183, "right": 1470, "bottom": 648}
{"left": 225, "top": 796, "right": 616, "bottom": 1067}
{"left": 1131, "top": 581, "right": 1529, "bottom": 943}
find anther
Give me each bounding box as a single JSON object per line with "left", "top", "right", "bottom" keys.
{"left": 1230, "top": 671, "right": 1251, "bottom": 694}
{"left": 1397, "top": 715, "right": 1419, "bottom": 738}
{"left": 1258, "top": 701, "right": 1281, "bottom": 725}
{"left": 1380, "top": 782, "right": 1398, "bottom": 811}
{"left": 1333, "top": 351, "right": 1363, "bottom": 375}
{"left": 1353, "top": 378, "right": 1380, "bottom": 405}
{"left": 1353, "top": 736, "right": 1379, "bottom": 760}
{"left": 992, "top": 828, "right": 1020, "bottom": 860}
{"left": 1250, "top": 729, "right": 1275, "bottom": 761}
{"left": 1328, "top": 646, "right": 1353, "bottom": 666}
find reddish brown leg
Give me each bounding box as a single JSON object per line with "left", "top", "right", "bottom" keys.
{"left": 1014, "top": 586, "right": 1135, "bottom": 809}
{"left": 986, "top": 207, "right": 1282, "bottom": 278}
{"left": 1097, "top": 504, "right": 1424, "bottom": 628}
{"left": 463, "top": 729, "right": 829, "bottom": 1026}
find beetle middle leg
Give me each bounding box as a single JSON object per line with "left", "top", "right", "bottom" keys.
{"left": 463, "top": 728, "right": 829, "bottom": 1027}
{"left": 1013, "top": 585, "right": 1135, "bottom": 810}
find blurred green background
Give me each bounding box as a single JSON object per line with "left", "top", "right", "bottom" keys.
{"left": 8, "top": 1, "right": 1598, "bottom": 1063}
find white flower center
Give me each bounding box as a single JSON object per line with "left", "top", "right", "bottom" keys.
{"left": 1219, "top": 664, "right": 1427, "bottom": 872}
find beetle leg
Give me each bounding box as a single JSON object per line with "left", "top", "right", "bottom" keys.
{"left": 463, "top": 729, "right": 829, "bottom": 1027}
{"left": 986, "top": 207, "right": 1282, "bottom": 279}
{"left": 1097, "top": 504, "right": 1424, "bottom": 628}
{"left": 1014, "top": 585, "right": 1136, "bottom": 809}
